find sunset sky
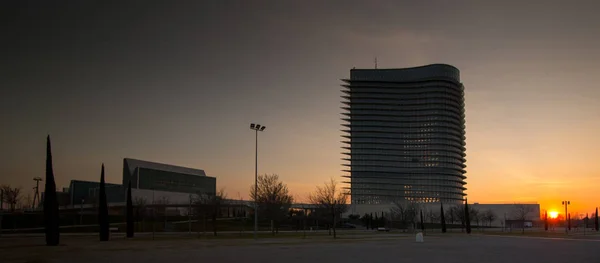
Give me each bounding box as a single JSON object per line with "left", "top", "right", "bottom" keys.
{"left": 2, "top": 1, "right": 599, "bottom": 215}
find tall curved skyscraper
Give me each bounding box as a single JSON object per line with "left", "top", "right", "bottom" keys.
{"left": 341, "top": 64, "right": 466, "bottom": 205}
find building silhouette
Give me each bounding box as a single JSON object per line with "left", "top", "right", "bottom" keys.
{"left": 64, "top": 158, "right": 216, "bottom": 207}
{"left": 341, "top": 64, "right": 466, "bottom": 205}
{"left": 123, "top": 158, "right": 216, "bottom": 195}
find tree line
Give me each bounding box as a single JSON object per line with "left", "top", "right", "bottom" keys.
{"left": 12, "top": 135, "right": 600, "bottom": 246}
{"left": 348, "top": 200, "right": 564, "bottom": 235}
{"left": 384, "top": 200, "right": 497, "bottom": 232}
{"left": 250, "top": 175, "right": 349, "bottom": 238}
{"left": 39, "top": 135, "right": 351, "bottom": 245}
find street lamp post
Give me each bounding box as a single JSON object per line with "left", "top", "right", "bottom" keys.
{"left": 250, "top": 123, "right": 266, "bottom": 240}
{"left": 33, "top": 177, "right": 42, "bottom": 209}
{"left": 188, "top": 193, "right": 192, "bottom": 234}
{"left": 562, "top": 201, "right": 570, "bottom": 233}
{"left": 0, "top": 188, "right": 3, "bottom": 238}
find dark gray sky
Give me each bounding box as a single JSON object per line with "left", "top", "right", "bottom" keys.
{"left": 2, "top": 1, "right": 599, "bottom": 209}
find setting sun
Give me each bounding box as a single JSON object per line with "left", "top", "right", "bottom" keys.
{"left": 549, "top": 211, "right": 559, "bottom": 219}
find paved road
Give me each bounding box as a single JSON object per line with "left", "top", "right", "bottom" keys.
{"left": 0, "top": 229, "right": 369, "bottom": 238}
{"left": 2, "top": 234, "right": 597, "bottom": 263}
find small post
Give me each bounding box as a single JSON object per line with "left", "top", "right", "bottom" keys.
{"left": 188, "top": 194, "right": 192, "bottom": 235}
{"left": 562, "top": 201, "right": 570, "bottom": 234}
{"left": 80, "top": 198, "right": 84, "bottom": 225}
{"left": 584, "top": 215, "right": 586, "bottom": 236}
{"left": 302, "top": 207, "right": 307, "bottom": 239}
{"left": 152, "top": 188, "right": 155, "bottom": 240}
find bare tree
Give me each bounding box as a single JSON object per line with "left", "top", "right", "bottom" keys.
{"left": 571, "top": 213, "right": 581, "bottom": 221}
{"left": 451, "top": 205, "right": 466, "bottom": 231}
{"left": 427, "top": 209, "right": 439, "bottom": 224}
{"left": 20, "top": 194, "right": 32, "bottom": 210}
{"left": 156, "top": 196, "right": 170, "bottom": 217}
{"left": 308, "top": 178, "right": 348, "bottom": 239}
{"left": 133, "top": 197, "right": 147, "bottom": 217}
{"left": 471, "top": 207, "right": 480, "bottom": 230}
{"left": 156, "top": 195, "right": 169, "bottom": 206}
{"left": 193, "top": 194, "right": 210, "bottom": 236}
{"left": 210, "top": 189, "right": 227, "bottom": 236}
{"left": 133, "top": 197, "right": 147, "bottom": 231}
{"left": 1, "top": 185, "right": 22, "bottom": 211}
{"left": 390, "top": 201, "right": 418, "bottom": 232}
{"left": 292, "top": 195, "right": 309, "bottom": 238}
{"left": 155, "top": 196, "right": 171, "bottom": 231}
{"left": 194, "top": 189, "right": 227, "bottom": 236}
{"left": 157, "top": 196, "right": 170, "bottom": 205}
{"left": 513, "top": 204, "right": 534, "bottom": 234}
{"left": 446, "top": 204, "right": 478, "bottom": 232}
{"left": 483, "top": 209, "right": 497, "bottom": 228}
{"left": 250, "top": 174, "right": 293, "bottom": 235}
{"left": 446, "top": 205, "right": 456, "bottom": 225}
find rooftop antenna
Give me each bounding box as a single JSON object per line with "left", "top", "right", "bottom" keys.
{"left": 374, "top": 57, "right": 378, "bottom": 69}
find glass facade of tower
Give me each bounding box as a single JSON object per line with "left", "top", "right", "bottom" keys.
{"left": 341, "top": 64, "right": 467, "bottom": 205}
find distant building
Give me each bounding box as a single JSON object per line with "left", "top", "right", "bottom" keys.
{"left": 41, "top": 190, "right": 71, "bottom": 208}
{"left": 341, "top": 64, "right": 467, "bottom": 205}
{"left": 65, "top": 158, "right": 216, "bottom": 207}
{"left": 123, "top": 158, "right": 216, "bottom": 195}
{"left": 69, "top": 180, "right": 123, "bottom": 205}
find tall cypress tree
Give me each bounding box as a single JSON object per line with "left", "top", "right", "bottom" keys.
{"left": 595, "top": 207, "right": 599, "bottom": 231}
{"left": 420, "top": 210, "right": 425, "bottom": 232}
{"left": 98, "top": 164, "right": 109, "bottom": 241}
{"left": 44, "top": 135, "right": 60, "bottom": 246}
{"left": 440, "top": 203, "right": 447, "bottom": 233}
{"left": 126, "top": 180, "right": 134, "bottom": 238}
{"left": 464, "top": 198, "right": 471, "bottom": 234}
